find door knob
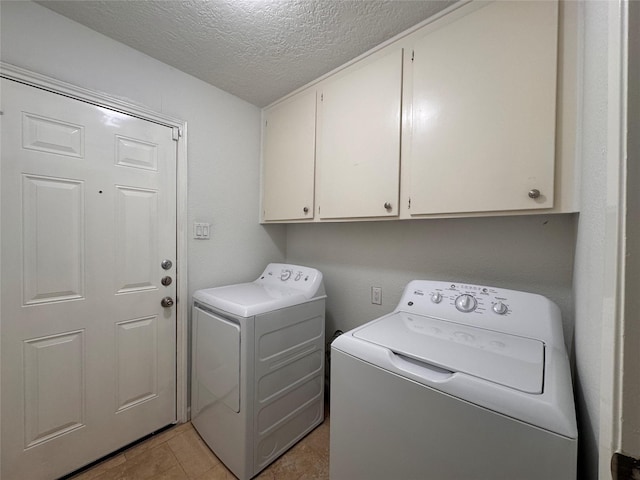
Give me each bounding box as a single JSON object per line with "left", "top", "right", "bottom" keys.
{"left": 161, "top": 259, "right": 172, "bottom": 270}
{"left": 161, "top": 296, "right": 174, "bottom": 307}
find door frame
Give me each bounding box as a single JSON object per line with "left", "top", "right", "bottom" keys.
{"left": 0, "top": 61, "right": 189, "bottom": 425}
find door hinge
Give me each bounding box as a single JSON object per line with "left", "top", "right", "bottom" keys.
{"left": 320, "top": 93, "right": 323, "bottom": 102}
{"left": 408, "top": 197, "right": 411, "bottom": 209}
{"left": 172, "top": 127, "right": 181, "bottom": 141}
{"left": 411, "top": 50, "right": 415, "bottom": 62}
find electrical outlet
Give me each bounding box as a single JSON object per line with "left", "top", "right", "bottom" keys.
{"left": 371, "top": 286, "right": 382, "bottom": 305}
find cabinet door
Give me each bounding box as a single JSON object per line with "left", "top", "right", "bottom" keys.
{"left": 317, "top": 49, "right": 402, "bottom": 219}
{"left": 407, "top": 1, "right": 558, "bottom": 215}
{"left": 262, "top": 90, "right": 316, "bottom": 221}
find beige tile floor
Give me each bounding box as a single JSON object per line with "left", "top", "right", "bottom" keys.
{"left": 68, "top": 414, "right": 330, "bottom": 480}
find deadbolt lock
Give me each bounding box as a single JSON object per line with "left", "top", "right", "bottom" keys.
{"left": 161, "top": 276, "right": 172, "bottom": 286}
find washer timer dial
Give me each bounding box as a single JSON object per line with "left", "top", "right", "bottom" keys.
{"left": 455, "top": 294, "right": 477, "bottom": 313}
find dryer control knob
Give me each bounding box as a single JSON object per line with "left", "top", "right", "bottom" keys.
{"left": 280, "top": 269, "right": 292, "bottom": 281}
{"left": 455, "top": 294, "right": 477, "bottom": 313}
{"left": 492, "top": 302, "right": 508, "bottom": 315}
{"left": 431, "top": 292, "right": 442, "bottom": 304}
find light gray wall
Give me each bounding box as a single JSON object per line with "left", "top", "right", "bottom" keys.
{"left": 571, "top": 2, "right": 610, "bottom": 478}
{"left": 286, "top": 215, "right": 577, "bottom": 348}
{"left": 0, "top": 1, "right": 287, "bottom": 298}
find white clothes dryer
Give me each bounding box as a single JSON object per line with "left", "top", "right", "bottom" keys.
{"left": 330, "top": 280, "right": 577, "bottom": 480}
{"left": 191, "top": 263, "right": 326, "bottom": 480}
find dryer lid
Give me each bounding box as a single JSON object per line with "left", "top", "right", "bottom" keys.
{"left": 193, "top": 283, "right": 311, "bottom": 317}
{"left": 193, "top": 263, "right": 326, "bottom": 318}
{"left": 353, "top": 312, "right": 544, "bottom": 394}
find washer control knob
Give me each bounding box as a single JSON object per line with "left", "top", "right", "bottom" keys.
{"left": 455, "top": 294, "right": 477, "bottom": 313}
{"left": 431, "top": 292, "right": 442, "bottom": 304}
{"left": 493, "top": 302, "right": 508, "bottom": 315}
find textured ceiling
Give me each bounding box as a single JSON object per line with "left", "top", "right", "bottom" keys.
{"left": 37, "top": 0, "right": 454, "bottom": 107}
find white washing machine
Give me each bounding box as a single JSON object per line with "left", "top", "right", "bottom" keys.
{"left": 330, "top": 280, "right": 577, "bottom": 480}
{"left": 191, "top": 263, "right": 326, "bottom": 480}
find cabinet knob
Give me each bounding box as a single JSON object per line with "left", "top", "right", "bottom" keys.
{"left": 303, "top": 207, "right": 309, "bottom": 214}
{"left": 528, "top": 189, "right": 541, "bottom": 199}
{"left": 384, "top": 202, "right": 392, "bottom": 210}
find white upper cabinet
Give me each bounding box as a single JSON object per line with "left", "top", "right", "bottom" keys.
{"left": 262, "top": 90, "right": 316, "bottom": 221}
{"left": 316, "top": 49, "right": 403, "bottom": 219}
{"left": 260, "top": 0, "right": 578, "bottom": 223}
{"left": 404, "top": 1, "right": 559, "bottom": 215}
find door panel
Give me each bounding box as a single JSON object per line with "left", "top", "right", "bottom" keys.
{"left": 23, "top": 331, "right": 85, "bottom": 448}
{"left": 22, "top": 112, "right": 84, "bottom": 157}
{"left": 1, "top": 78, "right": 177, "bottom": 480}
{"left": 115, "top": 316, "right": 159, "bottom": 411}
{"left": 22, "top": 175, "right": 85, "bottom": 304}
{"left": 115, "top": 135, "right": 158, "bottom": 171}
{"left": 114, "top": 186, "right": 159, "bottom": 293}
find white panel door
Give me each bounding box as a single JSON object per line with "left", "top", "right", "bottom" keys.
{"left": 317, "top": 49, "right": 403, "bottom": 219}
{"left": 1, "top": 79, "right": 177, "bottom": 480}
{"left": 407, "top": 1, "right": 558, "bottom": 215}
{"left": 262, "top": 90, "right": 316, "bottom": 221}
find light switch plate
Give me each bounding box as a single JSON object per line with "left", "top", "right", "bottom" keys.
{"left": 194, "top": 222, "right": 210, "bottom": 239}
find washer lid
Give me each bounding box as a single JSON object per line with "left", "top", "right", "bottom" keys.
{"left": 353, "top": 312, "right": 544, "bottom": 394}
{"left": 193, "top": 283, "right": 312, "bottom": 317}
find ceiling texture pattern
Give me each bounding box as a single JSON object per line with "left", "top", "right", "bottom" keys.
{"left": 38, "top": 0, "right": 453, "bottom": 107}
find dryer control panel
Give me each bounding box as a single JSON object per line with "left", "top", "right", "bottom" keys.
{"left": 397, "top": 280, "right": 563, "bottom": 347}
{"left": 256, "top": 263, "right": 325, "bottom": 299}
